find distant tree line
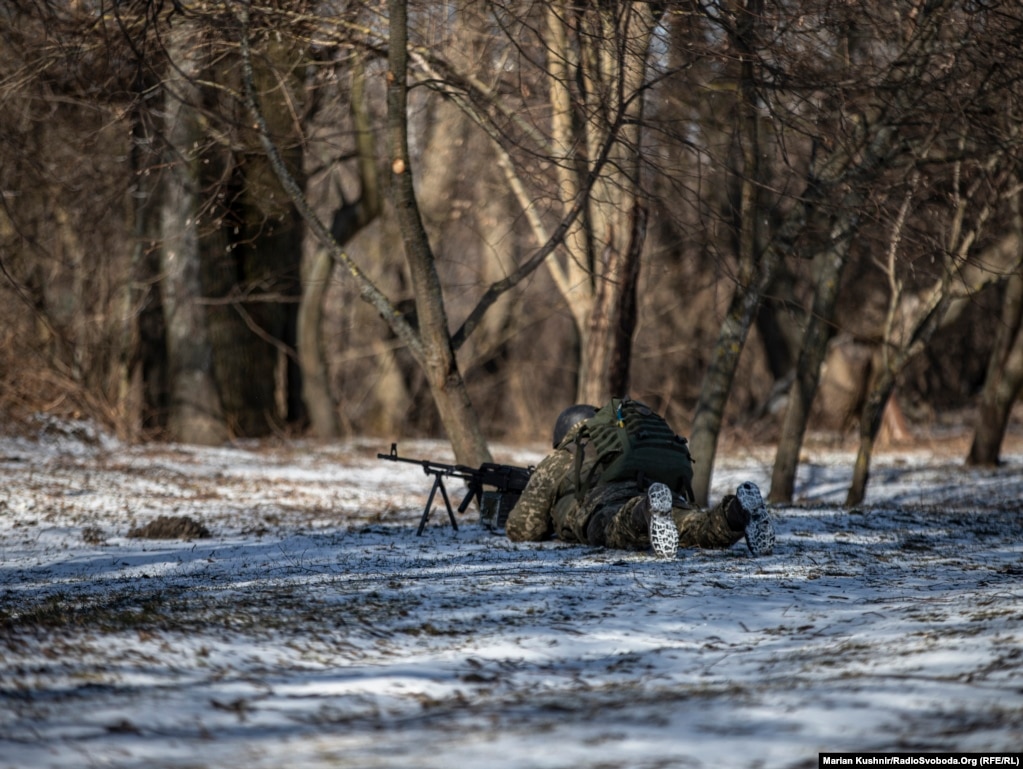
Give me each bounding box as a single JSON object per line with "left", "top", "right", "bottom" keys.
{"left": 1, "top": 0, "right": 1021, "bottom": 503}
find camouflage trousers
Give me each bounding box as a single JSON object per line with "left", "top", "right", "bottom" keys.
{"left": 561, "top": 481, "right": 743, "bottom": 551}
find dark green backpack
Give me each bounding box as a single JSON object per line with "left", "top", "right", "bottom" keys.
{"left": 570, "top": 397, "right": 695, "bottom": 503}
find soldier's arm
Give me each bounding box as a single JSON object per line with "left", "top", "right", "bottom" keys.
{"left": 505, "top": 451, "right": 571, "bottom": 542}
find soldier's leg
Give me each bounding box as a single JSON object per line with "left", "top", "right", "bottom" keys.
{"left": 586, "top": 484, "right": 679, "bottom": 552}
{"left": 673, "top": 481, "right": 774, "bottom": 554}
{"left": 673, "top": 495, "right": 746, "bottom": 549}
{"left": 574, "top": 480, "right": 774, "bottom": 554}
{"left": 584, "top": 483, "right": 742, "bottom": 552}
{"left": 594, "top": 495, "right": 652, "bottom": 550}
{"left": 573, "top": 483, "right": 649, "bottom": 549}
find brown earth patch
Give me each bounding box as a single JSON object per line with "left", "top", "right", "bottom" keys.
{"left": 127, "top": 515, "right": 211, "bottom": 540}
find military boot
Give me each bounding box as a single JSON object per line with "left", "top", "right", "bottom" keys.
{"left": 642, "top": 482, "right": 678, "bottom": 560}
{"left": 735, "top": 481, "right": 775, "bottom": 556}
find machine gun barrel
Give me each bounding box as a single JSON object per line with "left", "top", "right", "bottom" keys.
{"left": 377, "top": 443, "right": 533, "bottom": 535}
{"left": 377, "top": 443, "right": 479, "bottom": 482}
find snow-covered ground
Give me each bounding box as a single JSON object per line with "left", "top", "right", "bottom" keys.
{"left": 2, "top": 418, "right": 1021, "bottom": 769}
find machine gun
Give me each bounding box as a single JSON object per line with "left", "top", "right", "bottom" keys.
{"left": 377, "top": 443, "right": 534, "bottom": 535}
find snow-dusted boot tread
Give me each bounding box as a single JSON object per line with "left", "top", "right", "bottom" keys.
{"left": 736, "top": 482, "right": 775, "bottom": 557}
{"left": 646, "top": 483, "right": 678, "bottom": 560}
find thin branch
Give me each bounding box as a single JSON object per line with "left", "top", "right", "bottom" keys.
{"left": 879, "top": 172, "right": 919, "bottom": 372}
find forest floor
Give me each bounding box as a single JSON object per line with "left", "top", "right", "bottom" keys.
{"left": 1, "top": 416, "right": 1022, "bottom": 768}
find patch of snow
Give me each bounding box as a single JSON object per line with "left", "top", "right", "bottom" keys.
{"left": 1, "top": 422, "right": 1022, "bottom": 768}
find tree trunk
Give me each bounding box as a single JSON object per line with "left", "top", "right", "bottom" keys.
{"left": 689, "top": 0, "right": 768, "bottom": 506}
{"left": 847, "top": 277, "right": 953, "bottom": 506}
{"left": 298, "top": 248, "right": 338, "bottom": 437}
{"left": 299, "top": 56, "right": 381, "bottom": 438}
{"left": 120, "top": 70, "right": 164, "bottom": 441}
{"left": 387, "top": 0, "right": 490, "bottom": 466}
{"left": 200, "top": 40, "right": 304, "bottom": 438}
{"left": 969, "top": 192, "right": 1023, "bottom": 466}
{"left": 543, "top": 4, "right": 655, "bottom": 407}
{"left": 965, "top": 188, "right": 1023, "bottom": 466}
{"left": 160, "top": 25, "right": 227, "bottom": 445}
{"left": 608, "top": 205, "right": 646, "bottom": 398}
{"left": 689, "top": 280, "right": 769, "bottom": 506}
{"left": 203, "top": 185, "right": 301, "bottom": 437}
{"left": 546, "top": 5, "right": 594, "bottom": 401}
{"left": 968, "top": 271, "right": 1023, "bottom": 466}
{"left": 846, "top": 371, "right": 895, "bottom": 507}
{"left": 769, "top": 207, "right": 859, "bottom": 503}
{"left": 756, "top": 268, "right": 805, "bottom": 382}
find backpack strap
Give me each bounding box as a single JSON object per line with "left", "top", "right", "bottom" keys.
{"left": 571, "top": 429, "right": 587, "bottom": 502}
{"left": 571, "top": 426, "right": 607, "bottom": 503}
{"left": 572, "top": 397, "right": 623, "bottom": 502}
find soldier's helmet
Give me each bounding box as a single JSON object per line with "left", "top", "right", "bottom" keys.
{"left": 552, "top": 404, "right": 598, "bottom": 448}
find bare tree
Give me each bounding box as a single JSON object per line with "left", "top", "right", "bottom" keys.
{"left": 404, "top": 2, "right": 662, "bottom": 408}
{"left": 383, "top": 0, "right": 491, "bottom": 463}
{"left": 969, "top": 242, "right": 1023, "bottom": 466}
{"left": 0, "top": 1, "right": 147, "bottom": 429}
{"left": 766, "top": 4, "right": 937, "bottom": 503}
{"left": 299, "top": 55, "right": 381, "bottom": 439}
{"left": 160, "top": 21, "right": 228, "bottom": 445}
{"left": 237, "top": 0, "right": 661, "bottom": 458}
{"left": 684, "top": 0, "right": 1023, "bottom": 505}
{"left": 968, "top": 189, "right": 1023, "bottom": 466}
{"left": 5, "top": 0, "right": 1022, "bottom": 467}
{"left": 849, "top": 190, "right": 1023, "bottom": 505}
{"left": 843, "top": 2, "right": 1023, "bottom": 504}
{"left": 544, "top": 3, "right": 657, "bottom": 405}
{"left": 686, "top": 0, "right": 776, "bottom": 505}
